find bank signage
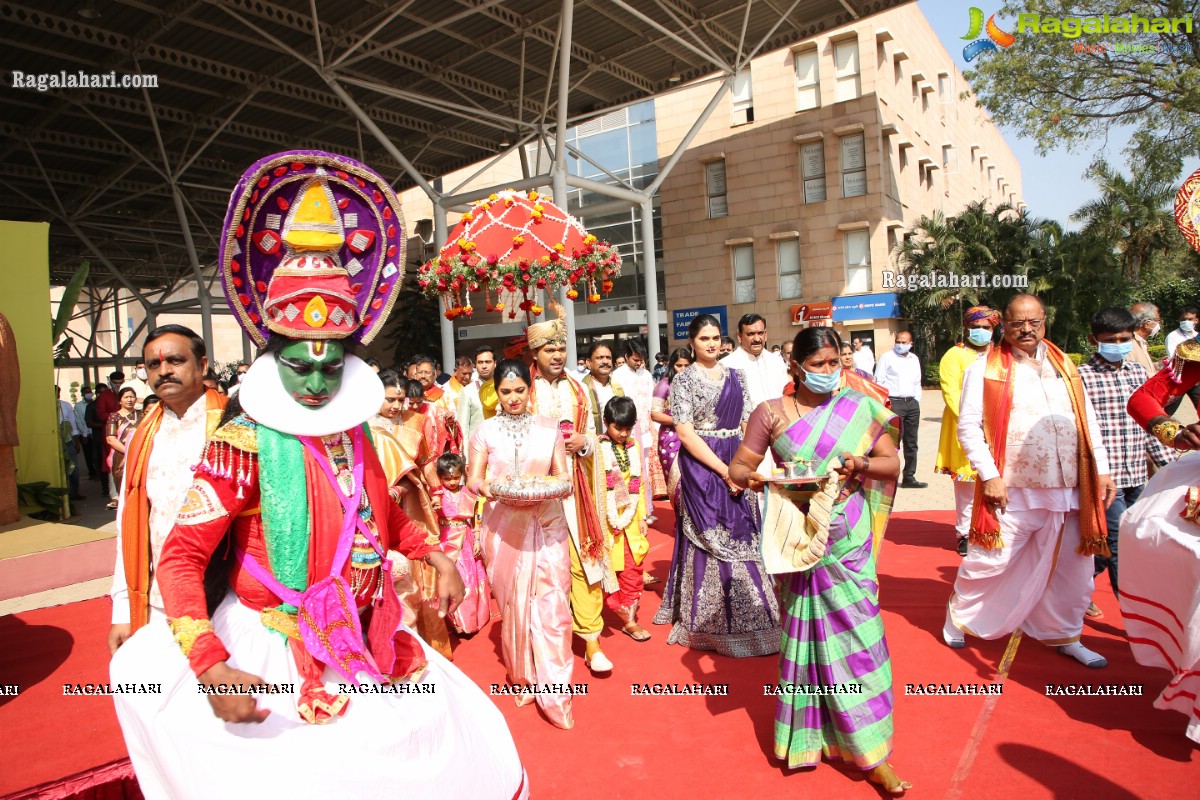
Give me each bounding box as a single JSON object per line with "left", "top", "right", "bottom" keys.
{"left": 831, "top": 293, "right": 901, "bottom": 322}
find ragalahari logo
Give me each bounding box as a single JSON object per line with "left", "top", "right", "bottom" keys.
{"left": 962, "top": 7, "right": 1016, "bottom": 62}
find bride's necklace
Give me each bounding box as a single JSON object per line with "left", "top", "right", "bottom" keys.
{"left": 499, "top": 411, "right": 532, "bottom": 445}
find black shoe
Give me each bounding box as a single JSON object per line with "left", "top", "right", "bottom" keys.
{"left": 956, "top": 538, "right": 969, "bottom": 557}
{"left": 900, "top": 479, "right": 928, "bottom": 489}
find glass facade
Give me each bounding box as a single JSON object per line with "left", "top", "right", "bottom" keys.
{"left": 527, "top": 100, "right": 665, "bottom": 333}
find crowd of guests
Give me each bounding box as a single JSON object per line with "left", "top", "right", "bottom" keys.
{"left": 96, "top": 297, "right": 1200, "bottom": 798}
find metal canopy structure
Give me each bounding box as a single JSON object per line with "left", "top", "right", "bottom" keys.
{"left": 1, "top": 0, "right": 907, "bottom": 370}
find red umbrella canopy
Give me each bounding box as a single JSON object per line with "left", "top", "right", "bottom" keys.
{"left": 418, "top": 189, "right": 621, "bottom": 321}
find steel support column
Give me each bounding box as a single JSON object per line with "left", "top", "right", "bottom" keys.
{"left": 639, "top": 197, "right": 662, "bottom": 363}
{"left": 553, "top": 0, "right": 578, "bottom": 368}
{"left": 170, "top": 185, "right": 214, "bottom": 355}
{"left": 434, "top": 207, "right": 455, "bottom": 368}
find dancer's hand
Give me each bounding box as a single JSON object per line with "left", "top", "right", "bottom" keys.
{"left": 426, "top": 551, "right": 465, "bottom": 617}
{"left": 981, "top": 477, "right": 1008, "bottom": 514}
{"left": 198, "top": 663, "right": 271, "bottom": 724}
{"left": 107, "top": 623, "right": 131, "bottom": 655}
{"left": 1177, "top": 422, "right": 1200, "bottom": 450}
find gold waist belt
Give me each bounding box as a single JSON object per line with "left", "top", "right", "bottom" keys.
{"left": 260, "top": 607, "right": 300, "bottom": 640}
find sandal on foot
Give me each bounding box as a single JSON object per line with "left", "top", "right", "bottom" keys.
{"left": 621, "top": 623, "right": 651, "bottom": 642}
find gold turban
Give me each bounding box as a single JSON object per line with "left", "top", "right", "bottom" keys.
{"left": 526, "top": 317, "right": 567, "bottom": 350}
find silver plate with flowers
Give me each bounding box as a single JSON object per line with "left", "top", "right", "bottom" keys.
{"left": 766, "top": 460, "right": 825, "bottom": 489}
{"left": 490, "top": 474, "right": 573, "bottom": 508}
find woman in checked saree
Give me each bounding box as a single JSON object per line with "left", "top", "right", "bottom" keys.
{"left": 730, "top": 327, "right": 911, "bottom": 796}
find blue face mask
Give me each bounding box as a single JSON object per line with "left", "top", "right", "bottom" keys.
{"left": 894, "top": 343, "right": 912, "bottom": 355}
{"left": 802, "top": 367, "right": 842, "bottom": 394}
{"left": 1096, "top": 341, "right": 1133, "bottom": 362}
{"left": 1182, "top": 320, "right": 1196, "bottom": 333}
{"left": 967, "top": 328, "right": 993, "bottom": 347}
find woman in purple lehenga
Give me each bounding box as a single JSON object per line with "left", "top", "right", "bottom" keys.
{"left": 652, "top": 316, "right": 781, "bottom": 657}
{"left": 651, "top": 348, "right": 691, "bottom": 512}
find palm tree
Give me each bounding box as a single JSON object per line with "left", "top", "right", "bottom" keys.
{"left": 1072, "top": 158, "right": 1176, "bottom": 282}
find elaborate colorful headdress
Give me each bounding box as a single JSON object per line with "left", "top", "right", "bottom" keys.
{"left": 219, "top": 151, "right": 406, "bottom": 347}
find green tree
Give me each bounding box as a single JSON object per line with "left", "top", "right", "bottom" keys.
{"left": 1072, "top": 158, "right": 1176, "bottom": 281}
{"left": 965, "top": 0, "right": 1200, "bottom": 165}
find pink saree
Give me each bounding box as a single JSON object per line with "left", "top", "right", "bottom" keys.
{"left": 471, "top": 414, "right": 574, "bottom": 728}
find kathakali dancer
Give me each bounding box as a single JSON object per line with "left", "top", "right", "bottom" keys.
{"left": 109, "top": 151, "right": 527, "bottom": 799}
{"left": 1123, "top": 338, "right": 1200, "bottom": 744}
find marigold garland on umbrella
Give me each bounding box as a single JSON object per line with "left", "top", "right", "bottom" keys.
{"left": 417, "top": 189, "right": 622, "bottom": 322}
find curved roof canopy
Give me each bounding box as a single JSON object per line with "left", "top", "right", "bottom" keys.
{"left": 0, "top": 0, "right": 908, "bottom": 292}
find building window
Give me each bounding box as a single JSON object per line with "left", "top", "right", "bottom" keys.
{"left": 800, "top": 141, "right": 826, "bottom": 203}
{"left": 732, "top": 243, "right": 756, "bottom": 303}
{"left": 732, "top": 69, "right": 754, "bottom": 125}
{"left": 706, "top": 159, "right": 728, "bottom": 218}
{"left": 833, "top": 39, "right": 861, "bottom": 102}
{"left": 938, "top": 72, "right": 953, "bottom": 102}
{"left": 942, "top": 144, "right": 958, "bottom": 173}
{"left": 845, "top": 229, "right": 871, "bottom": 293}
{"left": 794, "top": 48, "right": 820, "bottom": 111}
{"left": 841, "top": 134, "right": 866, "bottom": 198}
{"left": 777, "top": 238, "right": 802, "bottom": 299}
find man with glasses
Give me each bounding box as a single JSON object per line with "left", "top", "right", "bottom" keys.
{"left": 945, "top": 294, "right": 1116, "bottom": 669}
{"left": 1128, "top": 302, "right": 1161, "bottom": 374}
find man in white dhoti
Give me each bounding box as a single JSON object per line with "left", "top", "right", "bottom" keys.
{"left": 944, "top": 294, "right": 1116, "bottom": 668}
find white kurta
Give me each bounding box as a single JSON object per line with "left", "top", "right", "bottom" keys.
{"left": 110, "top": 394, "right": 209, "bottom": 623}
{"left": 719, "top": 347, "right": 788, "bottom": 409}
{"left": 1119, "top": 452, "right": 1200, "bottom": 744}
{"left": 612, "top": 365, "right": 657, "bottom": 509}
{"left": 949, "top": 344, "right": 1110, "bottom": 643}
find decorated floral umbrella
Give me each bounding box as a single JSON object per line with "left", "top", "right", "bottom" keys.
{"left": 1175, "top": 166, "right": 1200, "bottom": 254}
{"left": 418, "top": 189, "right": 621, "bottom": 322}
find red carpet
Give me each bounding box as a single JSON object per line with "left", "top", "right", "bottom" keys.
{"left": 1, "top": 507, "right": 1196, "bottom": 798}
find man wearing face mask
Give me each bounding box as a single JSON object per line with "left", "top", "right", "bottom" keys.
{"left": 1128, "top": 302, "right": 1161, "bottom": 374}
{"left": 936, "top": 307, "right": 998, "bottom": 555}
{"left": 123, "top": 359, "right": 153, "bottom": 409}
{"left": 874, "top": 330, "right": 926, "bottom": 488}
{"left": 226, "top": 362, "right": 250, "bottom": 398}
{"left": 946, "top": 294, "right": 1116, "bottom": 669}
{"left": 1164, "top": 307, "right": 1200, "bottom": 416}
{"left": 1077, "top": 307, "right": 1176, "bottom": 618}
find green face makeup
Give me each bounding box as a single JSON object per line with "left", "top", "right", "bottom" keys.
{"left": 276, "top": 339, "right": 345, "bottom": 408}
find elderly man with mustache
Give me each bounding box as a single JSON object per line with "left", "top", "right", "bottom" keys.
{"left": 108, "top": 324, "right": 227, "bottom": 654}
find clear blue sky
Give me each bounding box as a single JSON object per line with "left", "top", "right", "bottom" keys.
{"left": 917, "top": 0, "right": 1196, "bottom": 227}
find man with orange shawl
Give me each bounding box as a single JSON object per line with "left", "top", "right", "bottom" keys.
{"left": 527, "top": 310, "right": 616, "bottom": 674}
{"left": 108, "top": 323, "right": 225, "bottom": 653}
{"left": 943, "top": 294, "right": 1116, "bottom": 669}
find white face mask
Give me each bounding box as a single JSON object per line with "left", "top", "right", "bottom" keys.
{"left": 237, "top": 372, "right": 247, "bottom": 383}
{"left": 136, "top": 367, "right": 148, "bottom": 381}
{"left": 1182, "top": 320, "right": 1196, "bottom": 334}
{"left": 1148, "top": 322, "right": 1161, "bottom": 338}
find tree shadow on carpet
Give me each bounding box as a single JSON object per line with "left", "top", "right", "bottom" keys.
{"left": 0, "top": 615, "right": 74, "bottom": 708}
{"left": 995, "top": 742, "right": 1141, "bottom": 798}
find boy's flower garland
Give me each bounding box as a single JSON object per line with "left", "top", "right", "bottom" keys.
{"left": 598, "top": 434, "right": 641, "bottom": 531}
{"left": 416, "top": 189, "right": 622, "bottom": 322}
